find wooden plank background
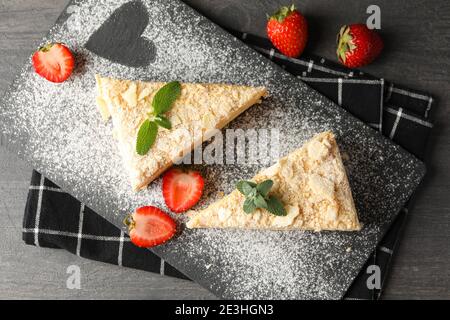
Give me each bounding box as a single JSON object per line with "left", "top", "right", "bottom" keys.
{"left": 0, "top": 0, "right": 448, "bottom": 299}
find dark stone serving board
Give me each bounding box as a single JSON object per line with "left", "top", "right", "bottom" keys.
{"left": 0, "top": 0, "right": 425, "bottom": 299}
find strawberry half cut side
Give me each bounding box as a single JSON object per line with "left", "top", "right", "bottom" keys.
{"left": 124, "top": 206, "right": 176, "bottom": 248}
{"left": 162, "top": 168, "right": 205, "bottom": 213}
{"left": 32, "top": 43, "right": 75, "bottom": 83}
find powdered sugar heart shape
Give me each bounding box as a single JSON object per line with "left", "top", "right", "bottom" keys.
{"left": 85, "top": 0, "right": 156, "bottom": 68}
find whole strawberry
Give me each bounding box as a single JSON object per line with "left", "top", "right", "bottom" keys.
{"left": 267, "top": 4, "right": 308, "bottom": 58}
{"left": 337, "top": 24, "right": 384, "bottom": 68}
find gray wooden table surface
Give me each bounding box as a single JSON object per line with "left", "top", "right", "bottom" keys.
{"left": 0, "top": 0, "right": 448, "bottom": 300}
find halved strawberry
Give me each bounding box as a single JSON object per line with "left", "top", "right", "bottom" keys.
{"left": 162, "top": 168, "right": 205, "bottom": 213}
{"left": 124, "top": 206, "right": 176, "bottom": 248}
{"left": 32, "top": 43, "right": 75, "bottom": 83}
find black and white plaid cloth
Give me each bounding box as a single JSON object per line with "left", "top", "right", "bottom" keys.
{"left": 22, "top": 30, "right": 434, "bottom": 300}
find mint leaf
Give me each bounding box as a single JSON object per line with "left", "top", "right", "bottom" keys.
{"left": 237, "top": 179, "right": 285, "bottom": 216}
{"left": 256, "top": 180, "right": 273, "bottom": 197}
{"left": 266, "top": 196, "right": 287, "bottom": 216}
{"left": 152, "top": 81, "right": 181, "bottom": 115}
{"left": 248, "top": 181, "right": 257, "bottom": 188}
{"left": 243, "top": 198, "right": 256, "bottom": 214}
{"left": 254, "top": 194, "right": 268, "bottom": 209}
{"left": 154, "top": 115, "right": 172, "bottom": 129}
{"left": 136, "top": 120, "right": 158, "bottom": 156}
{"left": 236, "top": 180, "right": 256, "bottom": 196}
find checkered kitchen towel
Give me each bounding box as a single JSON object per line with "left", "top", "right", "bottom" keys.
{"left": 22, "top": 30, "right": 435, "bottom": 299}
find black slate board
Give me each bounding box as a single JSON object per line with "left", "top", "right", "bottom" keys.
{"left": 0, "top": 0, "right": 425, "bottom": 299}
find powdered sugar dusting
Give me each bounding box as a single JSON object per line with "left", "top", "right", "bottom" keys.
{"left": 0, "top": 0, "right": 425, "bottom": 299}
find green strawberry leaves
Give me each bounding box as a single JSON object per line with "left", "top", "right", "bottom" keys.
{"left": 269, "top": 4, "right": 296, "bottom": 22}
{"left": 136, "top": 81, "right": 181, "bottom": 156}
{"left": 236, "top": 179, "right": 287, "bottom": 216}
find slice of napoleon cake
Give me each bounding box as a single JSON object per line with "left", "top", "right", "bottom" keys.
{"left": 187, "top": 131, "right": 361, "bottom": 231}
{"left": 95, "top": 75, "right": 267, "bottom": 191}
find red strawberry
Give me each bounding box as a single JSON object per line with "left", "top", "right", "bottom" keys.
{"left": 337, "top": 24, "right": 384, "bottom": 68}
{"left": 124, "top": 206, "right": 176, "bottom": 248}
{"left": 162, "top": 168, "right": 204, "bottom": 213}
{"left": 32, "top": 43, "right": 75, "bottom": 83}
{"left": 266, "top": 4, "right": 308, "bottom": 58}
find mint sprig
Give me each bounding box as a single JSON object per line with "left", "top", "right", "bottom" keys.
{"left": 136, "top": 81, "right": 181, "bottom": 156}
{"left": 236, "top": 179, "right": 287, "bottom": 216}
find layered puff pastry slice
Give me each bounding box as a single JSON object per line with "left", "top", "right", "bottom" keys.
{"left": 95, "top": 75, "right": 267, "bottom": 191}
{"left": 187, "top": 131, "right": 361, "bottom": 232}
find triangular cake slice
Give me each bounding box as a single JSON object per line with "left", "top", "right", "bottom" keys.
{"left": 187, "top": 131, "right": 361, "bottom": 231}
{"left": 96, "top": 76, "right": 267, "bottom": 191}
